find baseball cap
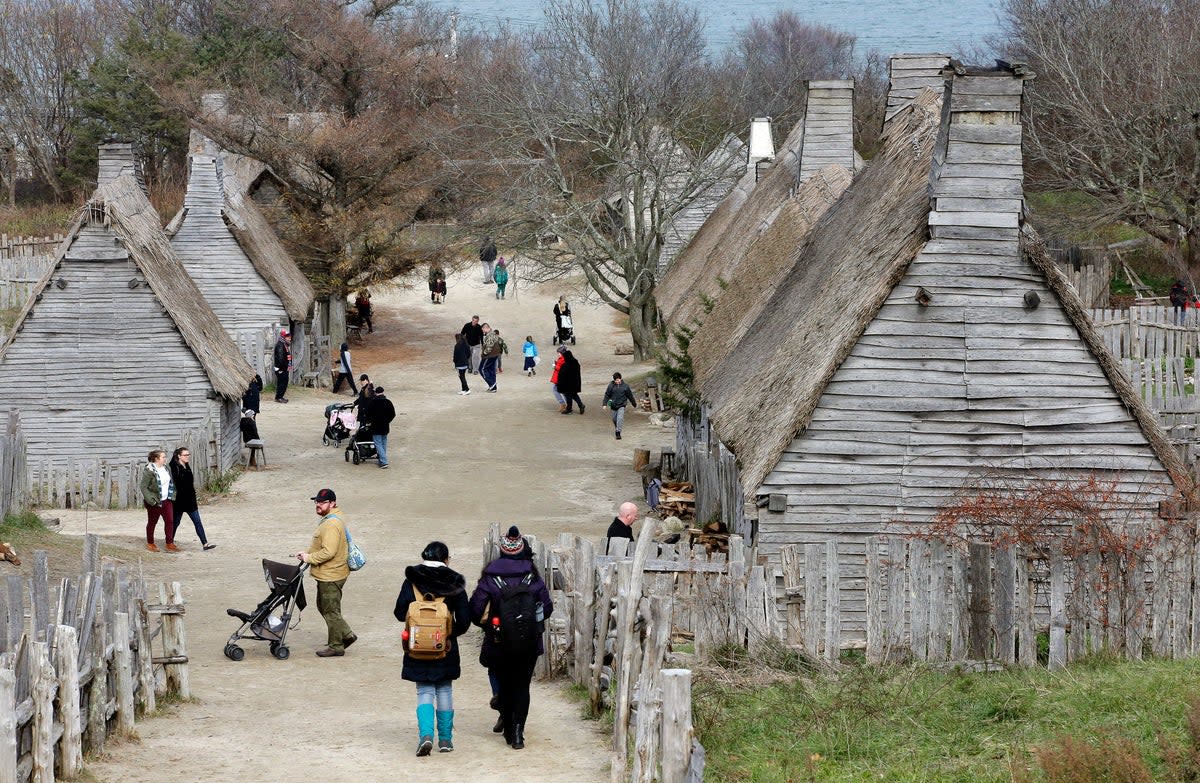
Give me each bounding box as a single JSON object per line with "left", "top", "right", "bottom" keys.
{"left": 310, "top": 488, "right": 336, "bottom": 502}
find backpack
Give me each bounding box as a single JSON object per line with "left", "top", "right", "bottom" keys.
{"left": 404, "top": 591, "right": 453, "bottom": 660}
{"left": 491, "top": 573, "right": 540, "bottom": 657}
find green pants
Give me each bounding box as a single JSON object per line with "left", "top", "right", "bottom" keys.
{"left": 316, "top": 579, "right": 353, "bottom": 651}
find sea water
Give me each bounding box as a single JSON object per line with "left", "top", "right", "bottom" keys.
{"left": 429, "top": 0, "right": 1002, "bottom": 57}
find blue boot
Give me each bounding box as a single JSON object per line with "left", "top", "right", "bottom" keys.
{"left": 416, "top": 704, "right": 435, "bottom": 757}
{"left": 436, "top": 710, "right": 454, "bottom": 752}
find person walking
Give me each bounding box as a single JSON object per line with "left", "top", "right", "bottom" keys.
{"left": 364, "top": 386, "right": 397, "bottom": 468}
{"left": 480, "top": 237, "right": 498, "bottom": 283}
{"left": 461, "top": 316, "right": 484, "bottom": 374}
{"left": 453, "top": 333, "right": 471, "bottom": 395}
{"left": 169, "top": 447, "right": 216, "bottom": 551}
{"left": 522, "top": 336, "right": 539, "bottom": 376}
{"left": 557, "top": 349, "right": 585, "bottom": 414}
{"left": 493, "top": 328, "right": 509, "bottom": 374}
{"left": 393, "top": 541, "right": 471, "bottom": 756}
{"left": 273, "top": 330, "right": 292, "bottom": 403}
{"left": 552, "top": 296, "right": 571, "bottom": 343}
{"left": 332, "top": 342, "right": 358, "bottom": 394}
{"left": 1171, "top": 280, "right": 1189, "bottom": 325}
{"left": 603, "top": 372, "right": 637, "bottom": 440}
{"left": 494, "top": 257, "right": 509, "bottom": 299}
{"left": 354, "top": 290, "right": 374, "bottom": 333}
{"left": 428, "top": 263, "right": 445, "bottom": 303}
{"left": 480, "top": 324, "right": 503, "bottom": 392}
{"left": 296, "top": 488, "right": 357, "bottom": 657}
{"left": 432, "top": 275, "right": 446, "bottom": 304}
{"left": 140, "top": 449, "right": 178, "bottom": 553}
{"left": 469, "top": 527, "right": 553, "bottom": 750}
{"left": 549, "top": 346, "right": 568, "bottom": 411}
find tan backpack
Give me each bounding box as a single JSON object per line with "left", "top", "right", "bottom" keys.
{"left": 404, "top": 592, "right": 453, "bottom": 660}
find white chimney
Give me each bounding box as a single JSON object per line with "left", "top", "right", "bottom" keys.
{"left": 748, "top": 117, "right": 775, "bottom": 166}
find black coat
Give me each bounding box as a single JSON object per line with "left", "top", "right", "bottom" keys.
{"left": 365, "top": 395, "right": 396, "bottom": 435}
{"left": 453, "top": 341, "right": 470, "bottom": 367}
{"left": 394, "top": 564, "right": 471, "bottom": 682}
{"left": 468, "top": 555, "right": 554, "bottom": 668}
{"left": 461, "top": 322, "right": 484, "bottom": 346}
{"left": 273, "top": 339, "right": 289, "bottom": 372}
{"left": 556, "top": 354, "right": 582, "bottom": 395}
{"left": 242, "top": 375, "right": 262, "bottom": 413}
{"left": 168, "top": 460, "right": 198, "bottom": 513}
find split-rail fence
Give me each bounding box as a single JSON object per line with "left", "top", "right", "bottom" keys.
{"left": 1, "top": 536, "right": 189, "bottom": 782}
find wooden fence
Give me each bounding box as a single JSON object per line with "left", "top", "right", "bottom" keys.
{"left": 28, "top": 427, "right": 216, "bottom": 511}
{"left": 0, "top": 254, "right": 56, "bottom": 311}
{"left": 1089, "top": 305, "right": 1200, "bottom": 362}
{"left": 1, "top": 536, "right": 189, "bottom": 782}
{"left": 1052, "top": 249, "right": 1111, "bottom": 308}
{"left": 0, "top": 412, "right": 27, "bottom": 522}
{"left": 784, "top": 528, "right": 1200, "bottom": 669}
{"left": 673, "top": 411, "right": 748, "bottom": 538}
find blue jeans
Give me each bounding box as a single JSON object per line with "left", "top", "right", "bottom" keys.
{"left": 372, "top": 433, "right": 389, "bottom": 467}
{"left": 417, "top": 681, "right": 454, "bottom": 710}
{"left": 172, "top": 508, "right": 208, "bottom": 546}
{"left": 480, "top": 356, "right": 498, "bottom": 389}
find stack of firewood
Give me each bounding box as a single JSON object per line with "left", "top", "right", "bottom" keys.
{"left": 689, "top": 519, "right": 730, "bottom": 554}
{"left": 656, "top": 481, "right": 695, "bottom": 520}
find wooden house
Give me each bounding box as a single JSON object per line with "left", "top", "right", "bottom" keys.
{"left": 656, "top": 134, "right": 746, "bottom": 276}
{"left": 168, "top": 133, "right": 314, "bottom": 339}
{"left": 0, "top": 143, "right": 256, "bottom": 486}
{"left": 657, "top": 81, "right": 856, "bottom": 334}
{"left": 682, "top": 63, "right": 1186, "bottom": 636}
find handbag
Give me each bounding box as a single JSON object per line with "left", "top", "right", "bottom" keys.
{"left": 345, "top": 528, "right": 366, "bottom": 571}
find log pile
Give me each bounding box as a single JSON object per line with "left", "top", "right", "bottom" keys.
{"left": 689, "top": 519, "right": 730, "bottom": 555}
{"left": 657, "top": 481, "right": 695, "bottom": 521}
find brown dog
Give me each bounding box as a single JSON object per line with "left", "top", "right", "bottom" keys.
{"left": 0, "top": 542, "right": 20, "bottom": 566}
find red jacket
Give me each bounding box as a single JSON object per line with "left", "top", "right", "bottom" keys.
{"left": 550, "top": 354, "right": 565, "bottom": 384}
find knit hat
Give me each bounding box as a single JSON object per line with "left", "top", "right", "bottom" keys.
{"left": 556, "top": 345, "right": 567, "bottom": 354}
{"left": 500, "top": 526, "right": 525, "bottom": 555}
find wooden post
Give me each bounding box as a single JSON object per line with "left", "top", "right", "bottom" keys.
{"left": 31, "top": 641, "right": 55, "bottom": 783}
{"left": 728, "top": 536, "right": 747, "bottom": 648}
{"left": 32, "top": 552, "right": 50, "bottom": 642}
{"left": 134, "top": 600, "right": 155, "bottom": 716}
{"left": 802, "top": 544, "right": 822, "bottom": 659}
{"left": 660, "top": 669, "right": 693, "bottom": 783}
{"left": 780, "top": 545, "right": 803, "bottom": 648}
{"left": 886, "top": 538, "right": 907, "bottom": 661}
{"left": 823, "top": 540, "right": 840, "bottom": 663}
{"left": 85, "top": 601, "right": 105, "bottom": 754}
{"left": 1048, "top": 542, "right": 1067, "bottom": 671}
{"left": 865, "top": 538, "right": 883, "bottom": 664}
{"left": 160, "top": 583, "right": 189, "bottom": 698}
{"left": 909, "top": 539, "right": 929, "bottom": 661}
{"left": 589, "top": 564, "right": 617, "bottom": 714}
{"left": 0, "top": 668, "right": 15, "bottom": 783}
{"left": 611, "top": 517, "right": 657, "bottom": 783}
{"left": 967, "top": 542, "right": 991, "bottom": 660}
{"left": 928, "top": 540, "right": 947, "bottom": 662}
{"left": 113, "top": 612, "right": 134, "bottom": 734}
{"left": 633, "top": 448, "right": 650, "bottom": 473}
{"left": 574, "top": 537, "right": 596, "bottom": 687}
{"left": 631, "top": 596, "right": 673, "bottom": 783}
{"left": 53, "top": 626, "right": 81, "bottom": 779}
{"left": 994, "top": 544, "right": 1016, "bottom": 665}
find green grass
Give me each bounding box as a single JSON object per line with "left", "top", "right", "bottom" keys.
{"left": 693, "top": 656, "right": 1200, "bottom": 782}
{"left": 0, "top": 203, "right": 75, "bottom": 237}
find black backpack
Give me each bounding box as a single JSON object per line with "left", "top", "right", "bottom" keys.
{"left": 492, "top": 573, "right": 540, "bottom": 657}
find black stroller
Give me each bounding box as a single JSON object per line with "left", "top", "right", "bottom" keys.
{"left": 552, "top": 313, "right": 576, "bottom": 345}
{"left": 345, "top": 422, "right": 378, "bottom": 465}
{"left": 323, "top": 402, "right": 357, "bottom": 446}
{"left": 223, "top": 559, "right": 307, "bottom": 661}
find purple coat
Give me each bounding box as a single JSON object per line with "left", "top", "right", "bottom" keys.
{"left": 469, "top": 555, "right": 554, "bottom": 667}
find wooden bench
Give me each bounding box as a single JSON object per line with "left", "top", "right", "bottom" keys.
{"left": 300, "top": 372, "right": 320, "bottom": 388}
{"left": 346, "top": 324, "right": 364, "bottom": 343}
{"left": 243, "top": 440, "right": 267, "bottom": 470}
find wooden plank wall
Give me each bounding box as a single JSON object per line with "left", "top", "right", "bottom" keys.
{"left": 799, "top": 80, "right": 855, "bottom": 182}
{"left": 0, "top": 538, "right": 190, "bottom": 783}
{"left": 756, "top": 71, "right": 1176, "bottom": 640}
{"left": 0, "top": 236, "right": 238, "bottom": 474}
{"left": 657, "top": 137, "right": 745, "bottom": 276}
{"left": 170, "top": 155, "right": 289, "bottom": 337}
{"left": 885, "top": 54, "right": 951, "bottom": 122}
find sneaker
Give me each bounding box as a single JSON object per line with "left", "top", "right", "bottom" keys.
{"left": 164, "top": 543, "right": 181, "bottom": 553}
{"left": 145, "top": 543, "right": 159, "bottom": 553}
{"left": 487, "top": 387, "right": 497, "bottom": 393}
{"left": 438, "top": 739, "right": 454, "bottom": 753}
{"left": 203, "top": 543, "right": 217, "bottom": 551}
{"left": 380, "top": 464, "right": 389, "bottom": 469}
{"left": 462, "top": 389, "right": 471, "bottom": 395}
{"left": 615, "top": 431, "right": 622, "bottom": 440}
{"left": 417, "top": 737, "right": 434, "bottom": 757}
{"left": 561, "top": 410, "right": 572, "bottom": 415}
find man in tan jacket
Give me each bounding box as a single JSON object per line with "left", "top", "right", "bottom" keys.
{"left": 296, "top": 488, "right": 357, "bottom": 657}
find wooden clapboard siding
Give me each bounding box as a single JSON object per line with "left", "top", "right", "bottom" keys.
{"left": 799, "top": 81, "right": 854, "bottom": 182}
{"left": 170, "top": 156, "right": 288, "bottom": 336}
{"left": 0, "top": 242, "right": 227, "bottom": 469}
{"left": 886, "top": 54, "right": 950, "bottom": 121}
{"left": 755, "top": 69, "right": 1175, "bottom": 642}
{"left": 657, "top": 136, "right": 745, "bottom": 276}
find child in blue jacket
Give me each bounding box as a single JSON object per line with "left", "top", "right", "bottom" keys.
{"left": 522, "top": 336, "right": 539, "bottom": 376}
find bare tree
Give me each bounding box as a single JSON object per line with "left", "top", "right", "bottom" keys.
{"left": 1004, "top": 0, "right": 1200, "bottom": 276}
{"left": 152, "top": 0, "right": 459, "bottom": 293}
{"left": 0, "top": 0, "right": 115, "bottom": 200}
{"left": 457, "top": 0, "right": 743, "bottom": 360}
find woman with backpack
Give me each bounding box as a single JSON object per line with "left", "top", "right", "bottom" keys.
{"left": 393, "top": 541, "right": 471, "bottom": 757}
{"left": 469, "top": 526, "right": 553, "bottom": 750}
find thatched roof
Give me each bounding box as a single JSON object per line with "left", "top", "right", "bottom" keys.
{"left": 1021, "top": 227, "right": 1190, "bottom": 486}
{"left": 658, "top": 117, "right": 807, "bottom": 333}
{"left": 690, "top": 164, "right": 852, "bottom": 383}
{"left": 1, "top": 173, "right": 255, "bottom": 400}
{"left": 702, "top": 91, "right": 944, "bottom": 494}
{"left": 220, "top": 153, "right": 315, "bottom": 321}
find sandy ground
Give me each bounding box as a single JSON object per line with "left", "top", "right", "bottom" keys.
{"left": 51, "top": 268, "right": 669, "bottom": 782}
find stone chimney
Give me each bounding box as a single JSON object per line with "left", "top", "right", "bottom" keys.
{"left": 96, "top": 141, "right": 147, "bottom": 193}
{"left": 799, "top": 80, "right": 854, "bottom": 182}
{"left": 885, "top": 54, "right": 952, "bottom": 128}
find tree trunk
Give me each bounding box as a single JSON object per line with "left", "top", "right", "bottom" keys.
{"left": 628, "top": 297, "right": 659, "bottom": 362}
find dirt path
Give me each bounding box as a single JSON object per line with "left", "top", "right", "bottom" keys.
{"left": 52, "top": 269, "right": 668, "bottom": 783}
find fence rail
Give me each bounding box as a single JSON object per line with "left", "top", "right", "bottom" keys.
{"left": 1, "top": 536, "right": 189, "bottom": 783}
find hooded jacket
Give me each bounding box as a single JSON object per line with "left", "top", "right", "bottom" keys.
{"left": 394, "top": 562, "right": 471, "bottom": 682}
{"left": 468, "top": 552, "right": 554, "bottom": 667}
{"left": 556, "top": 353, "right": 582, "bottom": 396}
